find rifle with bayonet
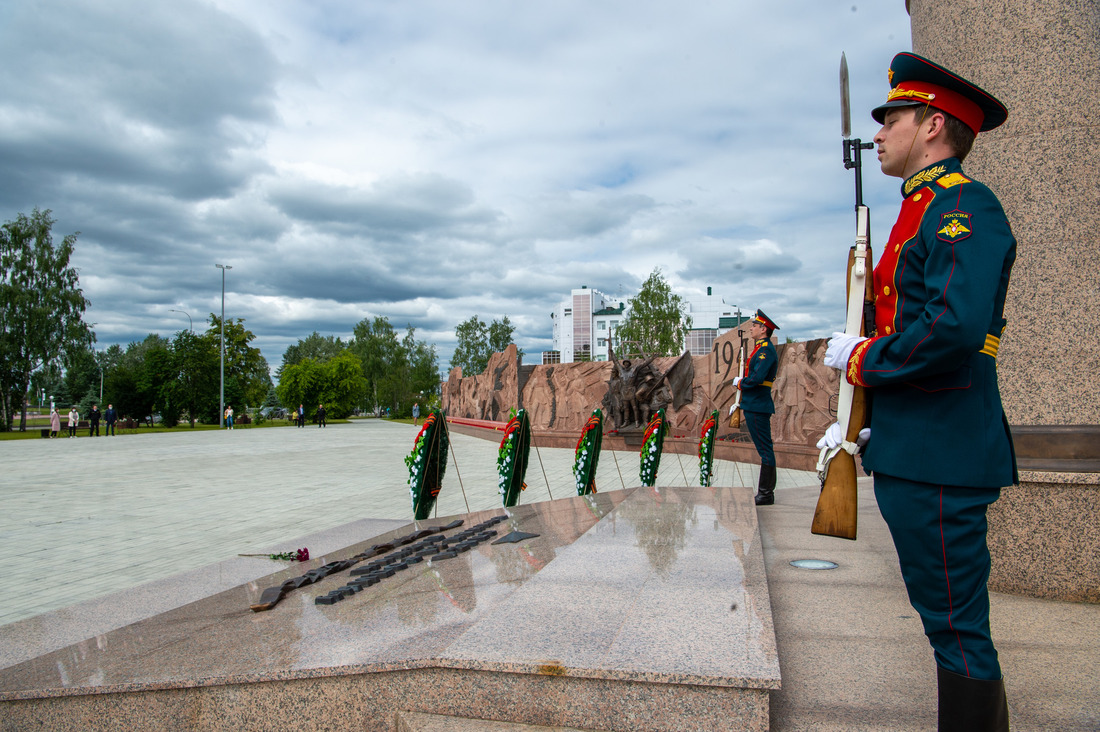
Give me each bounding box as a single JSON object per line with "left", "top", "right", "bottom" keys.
{"left": 812, "top": 52, "right": 875, "bottom": 540}
{"left": 728, "top": 337, "right": 746, "bottom": 428}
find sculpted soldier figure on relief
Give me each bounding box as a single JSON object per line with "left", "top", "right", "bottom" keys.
{"left": 772, "top": 340, "right": 838, "bottom": 446}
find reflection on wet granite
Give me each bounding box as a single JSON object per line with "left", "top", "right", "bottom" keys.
{"left": 0, "top": 485, "right": 778, "bottom": 731}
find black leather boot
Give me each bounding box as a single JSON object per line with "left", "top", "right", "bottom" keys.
{"left": 754, "top": 464, "right": 776, "bottom": 505}
{"left": 937, "top": 666, "right": 1009, "bottom": 732}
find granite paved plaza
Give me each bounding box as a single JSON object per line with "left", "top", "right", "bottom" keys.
{"left": 2, "top": 420, "right": 1098, "bottom": 730}
{"left": 0, "top": 419, "right": 812, "bottom": 629}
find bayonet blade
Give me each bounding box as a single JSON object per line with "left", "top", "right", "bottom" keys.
{"left": 840, "top": 52, "right": 851, "bottom": 139}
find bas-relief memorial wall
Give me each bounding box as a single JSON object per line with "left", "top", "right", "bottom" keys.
{"left": 443, "top": 333, "right": 839, "bottom": 450}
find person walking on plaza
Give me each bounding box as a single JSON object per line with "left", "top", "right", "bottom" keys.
{"left": 821, "top": 53, "right": 1015, "bottom": 731}
{"left": 412, "top": 402, "right": 420, "bottom": 426}
{"left": 733, "top": 310, "right": 780, "bottom": 506}
{"left": 104, "top": 404, "right": 118, "bottom": 436}
{"left": 49, "top": 407, "right": 61, "bottom": 438}
{"left": 88, "top": 404, "right": 101, "bottom": 437}
{"left": 297, "top": 404, "right": 305, "bottom": 428}
{"left": 317, "top": 404, "right": 326, "bottom": 428}
{"left": 67, "top": 406, "right": 79, "bottom": 438}
{"left": 224, "top": 405, "right": 234, "bottom": 430}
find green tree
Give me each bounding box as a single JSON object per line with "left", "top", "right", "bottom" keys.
{"left": 276, "top": 357, "right": 324, "bottom": 420}
{"left": 409, "top": 337, "right": 440, "bottom": 407}
{"left": 318, "top": 350, "right": 367, "bottom": 418}
{"left": 349, "top": 317, "right": 399, "bottom": 414}
{"left": 277, "top": 332, "right": 346, "bottom": 380}
{"left": 61, "top": 346, "right": 100, "bottom": 409}
{"left": 348, "top": 318, "right": 439, "bottom": 416}
{"left": 170, "top": 330, "right": 218, "bottom": 426}
{"left": 262, "top": 385, "right": 281, "bottom": 408}
{"left": 206, "top": 314, "right": 272, "bottom": 416}
{"left": 489, "top": 315, "right": 524, "bottom": 361}
{"left": 0, "top": 209, "right": 93, "bottom": 431}
{"left": 451, "top": 316, "right": 488, "bottom": 375}
{"left": 614, "top": 268, "right": 691, "bottom": 357}
{"left": 451, "top": 315, "right": 521, "bottom": 375}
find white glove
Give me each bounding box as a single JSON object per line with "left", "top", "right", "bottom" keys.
{"left": 733, "top": 376, "right": 743, "bottom": 387}
{"left": 728, "top": 403, "right": 737, "bottom": 416}
{"left": 816, "top": 423, "right": 871, "bottom": 450}
{"left": 824, "top": 332, "right": 868, "bottom": 370}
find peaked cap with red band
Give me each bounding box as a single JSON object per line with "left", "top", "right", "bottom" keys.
{"left": 871, "top": 52, "right": 1008, "bottom": 134}
{"left": 752, "top": 309, "right": 779, "bottom": 331}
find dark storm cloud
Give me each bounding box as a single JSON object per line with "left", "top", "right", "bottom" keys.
{"left": 266, "top": 173, "right": 499, "bottom": 239}
{"left": 0, "top": 0, "right": 278, "bottom": 205}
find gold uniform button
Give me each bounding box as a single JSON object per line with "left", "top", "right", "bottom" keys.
{"left": 895, "top": 244, "right": 901, "bottom": 252}
{"left": 885, "top": 326, "right": 893, "bottom": 334}
{"left": 883, "top": 286, "right": 891, "bottom": 296}
{"left": 914, "top": 193, "right": 922, "bottom": 201}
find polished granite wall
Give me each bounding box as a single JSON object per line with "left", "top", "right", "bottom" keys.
{"left": 906, "top": 0, "right": 1100, "bottom": 602}
{"left": 907, "top": 0, "right": 1100, "bottom": 426}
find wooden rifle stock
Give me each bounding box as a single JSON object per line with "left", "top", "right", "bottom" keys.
{"left": 812, "top": 210, "right": 874, "bottom": 540}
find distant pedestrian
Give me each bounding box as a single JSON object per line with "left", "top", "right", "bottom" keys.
{"left": 225, "top": 405, "right": 234, "bottom": 430}
{"left": 67, "top": 406, "right": 79, "bottom": 438}
{"left": 49, "top": 408, "right": 61, "bottom": 438}
{"left": 297, "top": 404, "right": 305, "bottom": 428}
{"left": 105, "top": 404, "right": 118, "bottom": 436}
{"left": 412, "top": 402, "right": 420, "bottom": 426}
{"left": 88, "top": 405, "right": 101, "bottom": 437}
{"left": 317, "top": 404, "right": 326, "bottom": 428}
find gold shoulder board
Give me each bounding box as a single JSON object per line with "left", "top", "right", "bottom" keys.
{"left": 936, "top": 172, "right": 971, "bottom": 189}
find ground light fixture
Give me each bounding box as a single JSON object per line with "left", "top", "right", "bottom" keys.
{"left": 789, "top": 559, "right": 839, "bottom": 570}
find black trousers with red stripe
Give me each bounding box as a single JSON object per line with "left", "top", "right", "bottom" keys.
{"left": 874, "top": 473, "right": 1002, "bottom": 680}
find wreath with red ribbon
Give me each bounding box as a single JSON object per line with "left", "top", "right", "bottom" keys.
{"left": 497, "top": 408, "right": 532, "bottom": 507}
{"left": 405, "top": 409, "right": 450, "bottom": 520}
{"left": 639, "top": 409, "right": 669, "bottom": 487}
{"left": 698, "top": 409, "right": 719, "bottom": 487}
{"left": 573, "top": 408, "right": 603, "bottom": 495}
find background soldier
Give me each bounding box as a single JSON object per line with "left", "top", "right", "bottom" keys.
{"left": 734, "top": 310, "right": 779, "bottom": 505}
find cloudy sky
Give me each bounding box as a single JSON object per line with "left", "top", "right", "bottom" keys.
{"left": 1, "top": 0, "right": 913, "bottom": 375}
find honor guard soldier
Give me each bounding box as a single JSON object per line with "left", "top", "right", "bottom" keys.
{"left": 822, "top": 52, "right": 1015, "bottom": 731}
{"left": 734, "top": 310, "right": 779, "bottom": 505}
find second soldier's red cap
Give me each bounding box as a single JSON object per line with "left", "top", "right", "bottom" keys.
{"left": 871, "top": 52, "right": 1008, "bottom": 134}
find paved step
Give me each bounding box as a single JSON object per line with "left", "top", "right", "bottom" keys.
{"left": 397, "top": 710, "right": 597, "bottom": 731}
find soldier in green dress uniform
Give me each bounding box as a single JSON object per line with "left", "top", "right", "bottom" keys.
{"left": 735, "top": 310, "right": 780, "bottom": 505}
{"left": 822, "top": 52, "right": 1015, "bottom": 731}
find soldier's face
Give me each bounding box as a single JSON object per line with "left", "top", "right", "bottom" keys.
{"left": 874, "top": 107, "right": 922, "bottom": 179}
{"left": 750, "top": 321, "right": 766, "bottom": 339}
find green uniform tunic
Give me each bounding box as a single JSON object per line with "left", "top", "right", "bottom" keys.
{"left": 848, "top": 157, "right": 1017, "bottom": 488}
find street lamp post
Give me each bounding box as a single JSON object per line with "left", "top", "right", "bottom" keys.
{"left": 169, "top": 308, "right": 193, "bottom": 332}
{"left": 216, "top": 264, "right": 232, "bottom": 429}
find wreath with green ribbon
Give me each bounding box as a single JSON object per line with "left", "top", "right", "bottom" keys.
{"left": 405, "top": 409, "right": 450, "bottom": 520}
{"left": 497, "top": 408, "right": 533, "bottom": 507}
{"left": 573, "top": 408, "right": 603, "bottom": 495}
{"left": 698, "top": 409, "right": 719, "bottom": 487}
{"left": 639, "top": 409, "right": 669, "bottom": 487}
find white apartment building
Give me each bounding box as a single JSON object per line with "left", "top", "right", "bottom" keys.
{"left": 683, "top": 287, "right": 747, "bottom": 356}
{"left": 545, "top": 286, "right": 625, "bottom": 364}
{"left": 544, "top": 285, "right": 747, "bottom": 364}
